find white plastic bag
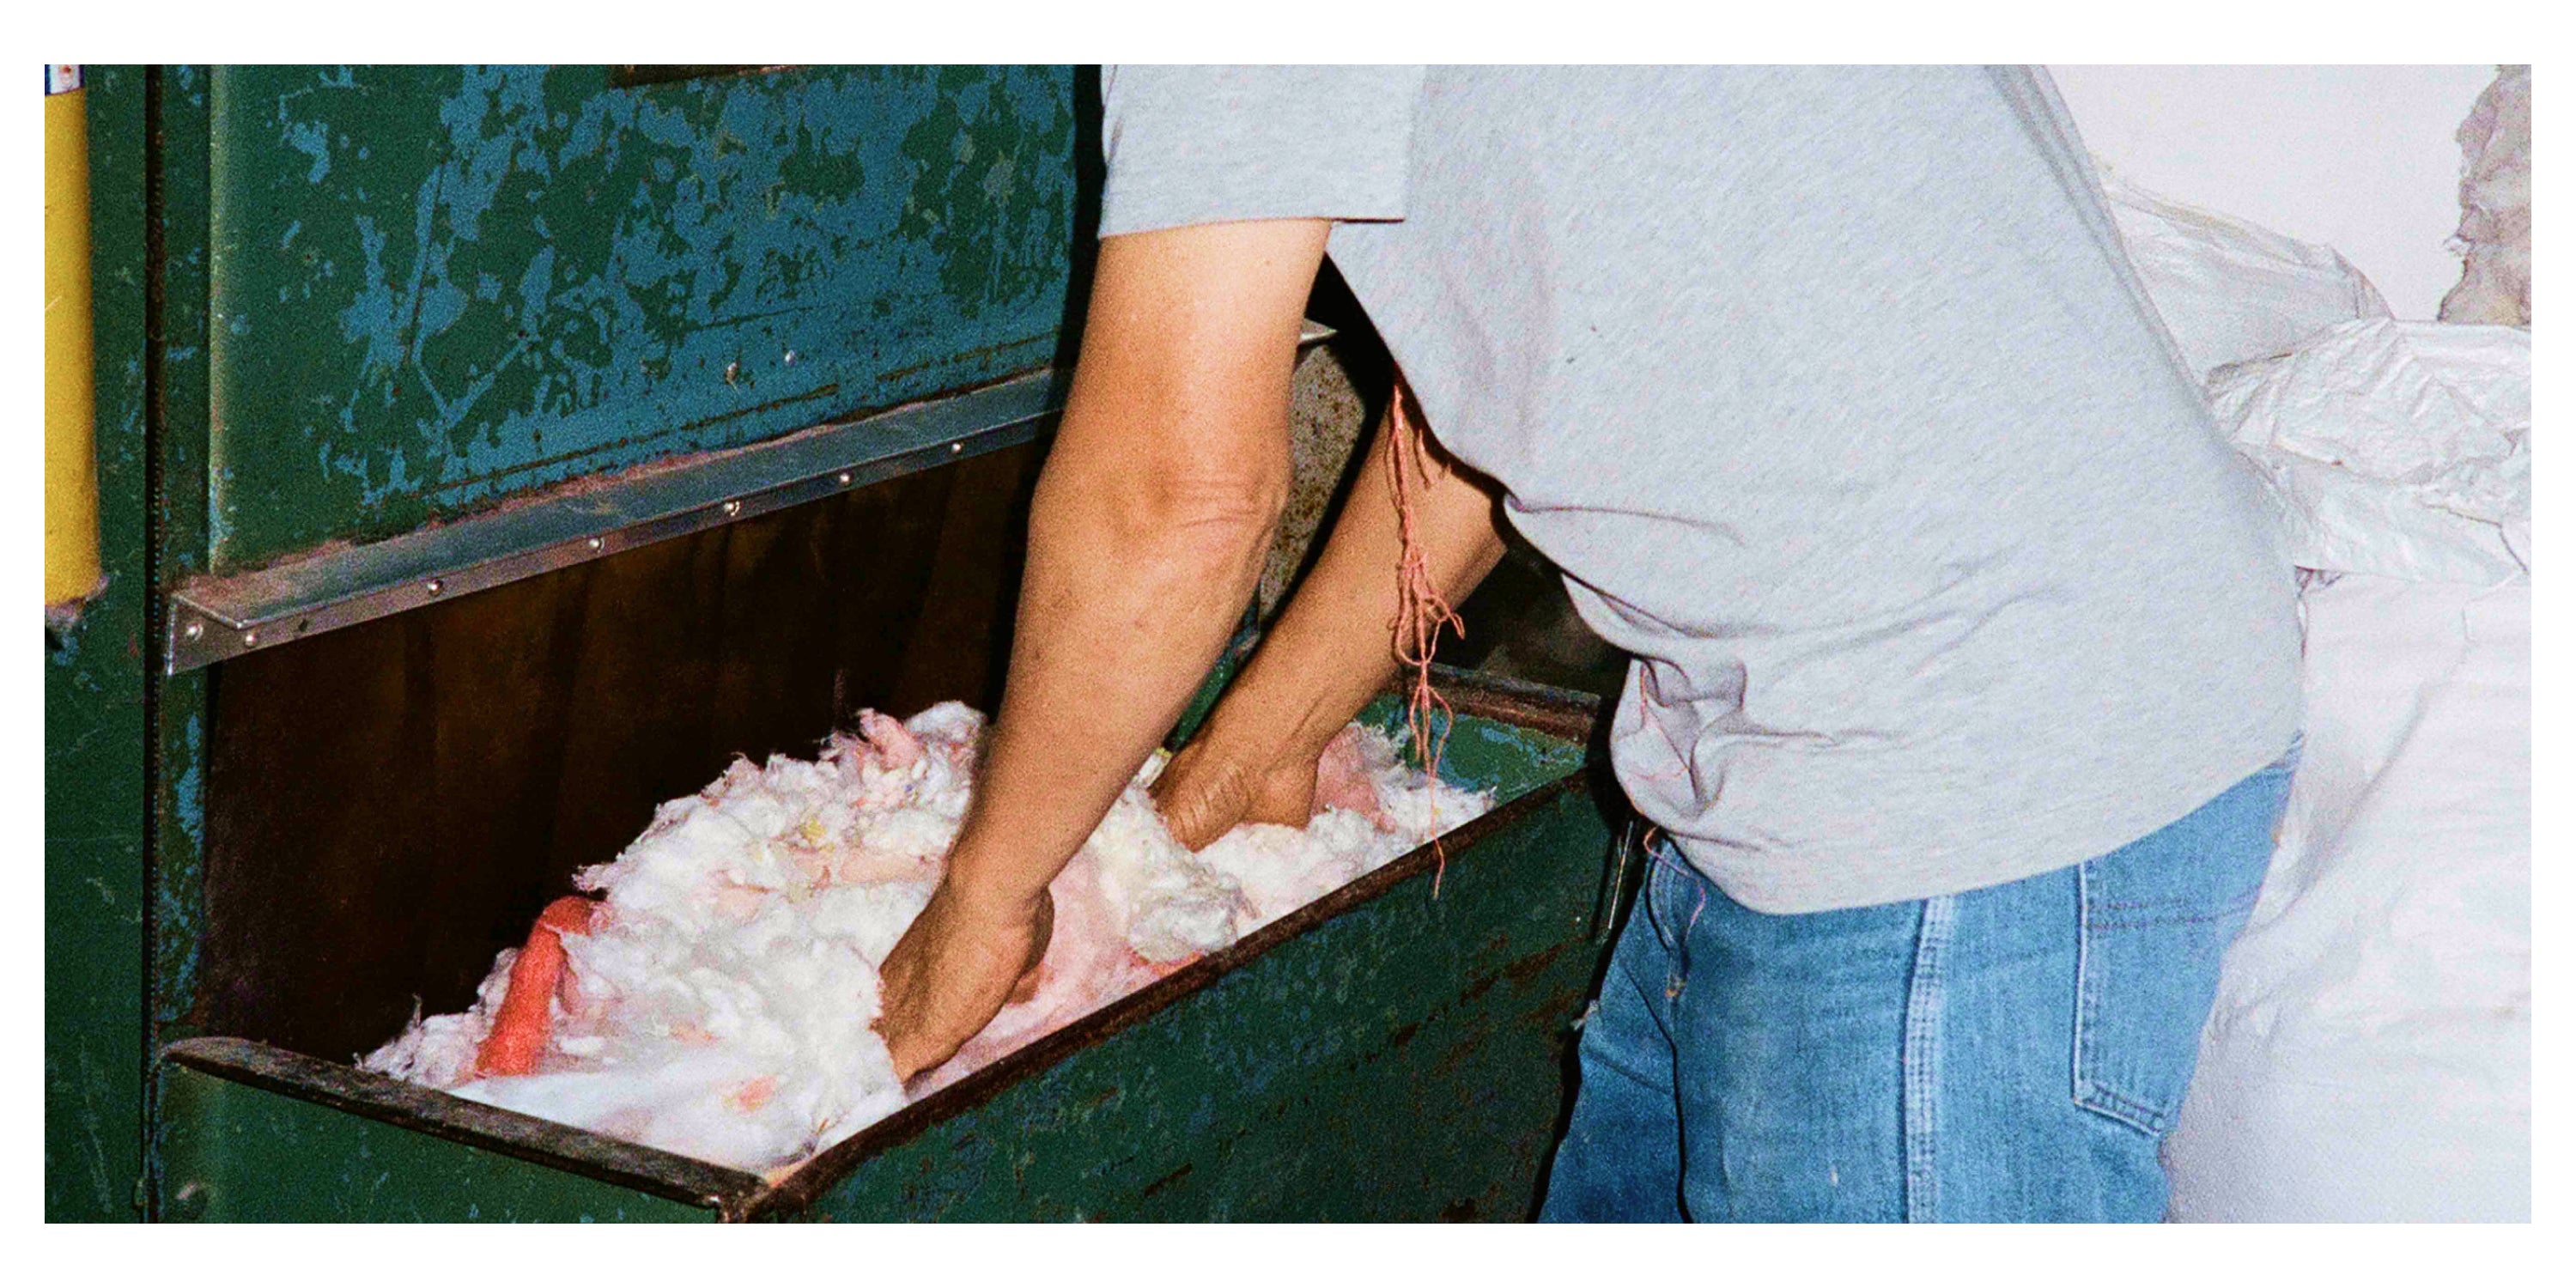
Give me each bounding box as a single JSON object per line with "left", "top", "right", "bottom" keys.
{"left": 2165, "top": 575, "right": 2530, "bottom": 1222}
{"left": 2100, "top": 168, "right": 2391, "bottom": 382}
{"left": 2211, "top": 319, "right": 2529, "bottom": 584}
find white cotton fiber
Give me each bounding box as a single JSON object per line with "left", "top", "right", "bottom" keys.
{"left": 361, "top": 705, "right": 1490, "bottom": 1172}
{"left": 2438, "top": 66, "right": 2530, "bottom": 326}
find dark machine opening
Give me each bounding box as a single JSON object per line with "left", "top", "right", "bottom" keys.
{"left": 196, "top": 443, "right": 1044, "bottom": 1064}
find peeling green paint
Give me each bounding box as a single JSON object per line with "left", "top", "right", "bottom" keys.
{"left": 204, "top": 65, "right": 1077, "bottom": 570}
{"left": 148, "top": 66, "right": 220, "bottom": 1223}
{"left": 157, "top": 1064, "right": 714, "bottom": 1222}
{"left": 787, "top": 708, "right": 1616, "bottom": 1222}
{"left": 55, "top": 63, "right": 1084, "bottom": 1221}
{"left": 46, "top": 65, "right": 151, "bottom": 1222}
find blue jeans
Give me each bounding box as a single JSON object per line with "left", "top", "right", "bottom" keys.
{"left": 1540, "top": 747, "right": 2297, "bottom": 1223}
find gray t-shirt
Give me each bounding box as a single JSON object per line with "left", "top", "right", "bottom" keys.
{"left": 1102, "top": 65, "right": 2302, "bottom": 914}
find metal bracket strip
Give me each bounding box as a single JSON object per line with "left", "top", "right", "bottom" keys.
{"left": 162, "top": 368, "right": 1060, "bottom": 674}
{"left": 163, "top": 322, "right": 1336, "bottom": 676}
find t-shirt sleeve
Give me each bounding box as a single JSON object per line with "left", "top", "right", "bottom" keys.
{"left": 1099, "top": 64, "right": 1424, "bottom": 237}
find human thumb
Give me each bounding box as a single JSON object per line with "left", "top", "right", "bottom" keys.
{"left": 1151, "top": 745, "right": 1250, "bottom": 852}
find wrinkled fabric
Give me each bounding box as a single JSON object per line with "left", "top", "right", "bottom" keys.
{"left": 1103, "top": 64, "right": 2300, "bottom": 914}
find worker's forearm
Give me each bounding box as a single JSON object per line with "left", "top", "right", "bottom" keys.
{"left": 923, "top": 219, "right": 1321, "bottom": 908}
{"left": 1195, "top": 404, "right": 1507, "bottom": 772}
{"left": 871, "top": 219, "right": 1324, "bottom": 1078}
{"left": 945, "top": 454, "right": 1280, "bottom": 904}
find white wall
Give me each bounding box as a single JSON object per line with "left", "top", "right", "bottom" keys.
{"left": 2045, "top": 65, "right": 2498, "bottom": 319}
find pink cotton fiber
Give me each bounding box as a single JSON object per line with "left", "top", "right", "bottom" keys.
{"left": 361, "top": 703, "right": 1488, "bottom": 1172}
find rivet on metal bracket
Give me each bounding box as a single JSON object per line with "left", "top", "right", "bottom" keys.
{"left": 156, "top": 366, "right": 1067, "bottom": 677}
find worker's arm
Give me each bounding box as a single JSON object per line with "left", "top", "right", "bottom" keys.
{"left": 1153, "top": 390, "right": 1509, "bottom": 848}
{"left": 873, "top": 219, "right": 1327, "bottom": 1081}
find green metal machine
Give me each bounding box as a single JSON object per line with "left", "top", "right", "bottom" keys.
{"left": 46, "top": 65, "right": 1625, "bottom": 1222}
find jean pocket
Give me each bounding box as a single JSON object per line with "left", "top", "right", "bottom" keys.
{"left": 1643, "top": 842, "right": 1690, "bottom": 954}
{"left": 2072, "top": 754, "right": 2294, "bottom": 1135}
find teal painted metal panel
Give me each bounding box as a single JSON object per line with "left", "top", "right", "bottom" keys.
{"left": 141, "top": 692, "right": 1620, "bottom": 1222}
{"left": 787, "top": 787, "right": 1613, "bottom": 1222}
{"left": 56, "top": 64, "right": 1623, "bottom": 1223}
{"left": 148, "top": 64, "right": 221, "bottom": 1223}
{"left": 204, "top": 64, "right": 1077, "bottom": 570}
{"left": 157, "top": 1062, "right": 715, "bottom": 1222}
{"left": 45, "top": 65, "right": 153, "bottom": 1222}
{"left": 775, "top": 702, "right": 1613, "bottom": 1221}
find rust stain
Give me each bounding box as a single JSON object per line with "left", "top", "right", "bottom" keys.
{"left": 1501, "top": 941, "right": 1571, "bottom": 987}
{"left": 872, "top": 331, "right": 1052, "bottom": 386}
{"left": 1139, "top": 1161, "right": 1194, "bottom": 1200}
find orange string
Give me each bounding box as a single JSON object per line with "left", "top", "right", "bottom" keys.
{"left": 1386, "top": 376, "right": 1467, "bottom": 894}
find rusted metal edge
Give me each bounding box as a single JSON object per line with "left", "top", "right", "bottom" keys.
{"left": 161, "top": 322, "right": 1340, "bottom": 677}
{"left": 750, "top": 671, "right": 1597, "bottom": 1218}
{"left": 1411, "top": 663, "right": 1610, "bottom": 745}
{"left": 159, "top": 1035, "right": 769, "bottom": 1218}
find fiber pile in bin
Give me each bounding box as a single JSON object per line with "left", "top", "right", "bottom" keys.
{"left": 360, "top": 702, "right": 1491, "bottom": 1173}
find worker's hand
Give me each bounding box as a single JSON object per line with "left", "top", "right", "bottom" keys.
{"left": 872, "top": 878, "right": 1054, "bottom": 1083}
{"left": 1151, "top": 736, "right": 1320, "bottom": 851}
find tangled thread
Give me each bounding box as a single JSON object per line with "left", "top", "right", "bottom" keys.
{"left": 1386, "top": 376, "right": 1467, "bottom": 892}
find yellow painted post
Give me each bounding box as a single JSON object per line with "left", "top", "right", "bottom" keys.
{"left": 46, "top": 64, "right": 100, "bottom": 608}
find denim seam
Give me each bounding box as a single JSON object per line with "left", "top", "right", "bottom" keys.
{"left": 2081, "top": 1084, "right": 2169, "bottom": 1132}
{"left": 1644, "top": 853, "right": 1691, "bottom": 1018}
{"left": 2072, "top": 862, "right": 2170, "bottom": 1137}
{"left": 2072, "top": 860, "right": 2093, "bottom": 1120}
{"left": 1645, "top": 852, "right": 1674, "bottom": 951}
{"left": 2088, "top": 886, "right": 2264, "bottom": 912}
{"left": 2084, "top": 911, "right": 2253, "bottom": 931}
{"left": 1902, "top": 894, "right": 1955, "bottom": 1223}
